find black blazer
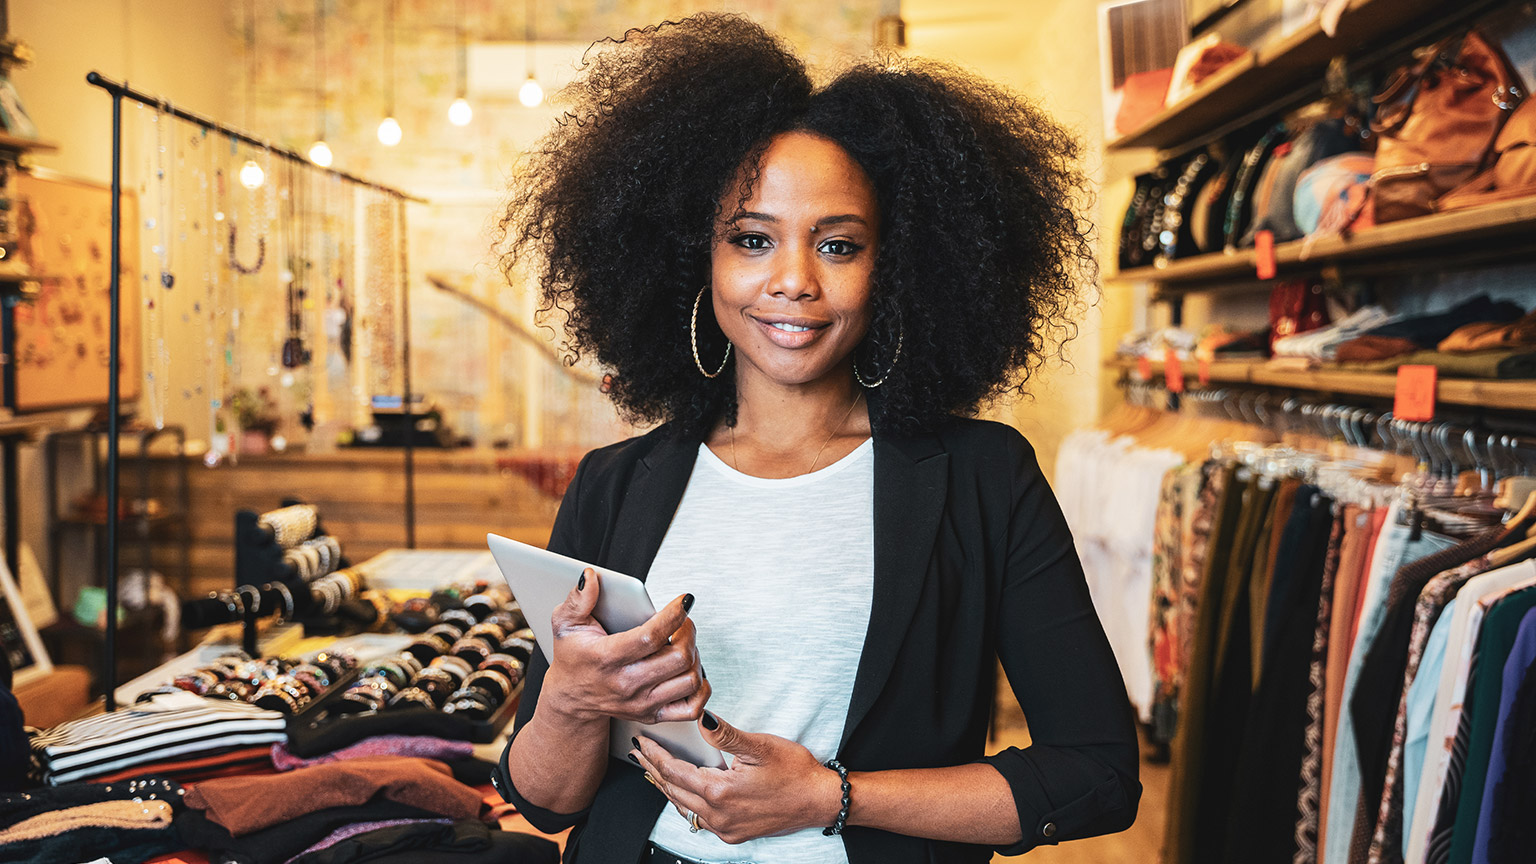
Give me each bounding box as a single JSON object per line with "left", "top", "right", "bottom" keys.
{"left": 496, "top": 418, "right": 1140, "bottom": 862}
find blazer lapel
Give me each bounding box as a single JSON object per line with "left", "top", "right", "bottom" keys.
{"left": 605, "top": 435, "right": 700, "bottom": 582}
{"left": 839, "top": 433, "right": 948, "bottom": 752}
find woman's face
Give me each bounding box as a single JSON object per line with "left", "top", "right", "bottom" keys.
{"left": 709, "top": 130, "right": 879, "bottom": 391}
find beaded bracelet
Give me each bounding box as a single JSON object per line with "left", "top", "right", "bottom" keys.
{"left": 823, "top": 759, "right": 851, "bottom": 836}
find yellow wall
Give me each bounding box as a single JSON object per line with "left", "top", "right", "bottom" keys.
{"left": 903, "top": 0, "right": 1143, "bottom": 481}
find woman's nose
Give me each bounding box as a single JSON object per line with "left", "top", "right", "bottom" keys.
{"left": 768, "top": 245, "right": 819, "bottom": 301}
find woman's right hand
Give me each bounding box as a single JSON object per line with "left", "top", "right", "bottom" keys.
{"left": 540, "top": 568, "right": 710, "bottom": 726}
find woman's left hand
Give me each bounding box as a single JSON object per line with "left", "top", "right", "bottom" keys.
{"left": 631, "top": 712, "right": 843, "bottom": 844}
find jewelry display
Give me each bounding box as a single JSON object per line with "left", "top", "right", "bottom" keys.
{"left": 258, "top": 503, "right": 318, "bottom": 548}
{"left": 151, "top": 650, "right": 356, "bottom": 716}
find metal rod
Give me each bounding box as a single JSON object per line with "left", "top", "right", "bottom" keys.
{"left": 399, "top": 197, "right": 416, "bottom": 549}
{"left": 104, "top": 88, "right": 123, "bottom": 713}
{"left": 84, "top": 72, "right": 425, "bottom": 203}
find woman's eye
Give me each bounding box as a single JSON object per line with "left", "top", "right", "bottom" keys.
{"left": 731, "top": 234, "right": 770, "bottom": 251}
{"left": 820, "top": 239, "right": 861, "bottom": 256}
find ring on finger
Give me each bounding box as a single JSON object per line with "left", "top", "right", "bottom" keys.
{"left": 643, "top": 772, "right": 657, "bottom": 787}
{"left": 688, "top": 810, "right": 702, "bottom": 833}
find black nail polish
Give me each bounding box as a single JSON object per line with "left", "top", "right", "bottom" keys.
{"left": 682, "top": 593, "right": 695, "bottom": 613}
{"left": 701, "top": 711, "right": 719, "bottom": 731}
{"left": 701, "top": 665, "right": 707, "bottom": 681}
{"left": 627, "top": 753, "right": 640, "bottom": 765}
{"left": 577, "top": 572, "right": 586, "bottom": 591}
{"left": 632, "top": 736, "right": 641, "bottom": 750}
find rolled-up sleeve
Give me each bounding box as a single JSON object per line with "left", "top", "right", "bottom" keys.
{"left": 980, "top": 431, "right": 1141, "bottom": 856}
{"left": 493, "top": 453, "right": 596, "bottom": 834}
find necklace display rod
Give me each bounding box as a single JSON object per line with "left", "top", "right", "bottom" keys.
{"left": 86, "top": 71, "right": 424, "bottom": 710}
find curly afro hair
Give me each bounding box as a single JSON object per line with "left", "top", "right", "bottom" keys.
{"left": 499, "top": 13, "right": 1093, "bottom": 437}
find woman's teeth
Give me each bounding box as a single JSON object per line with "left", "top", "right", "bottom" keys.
{"left": 769, "top": 323, "right": 811, "bottom": 332}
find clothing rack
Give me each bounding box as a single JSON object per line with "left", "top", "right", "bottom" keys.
{"left": 84, "top": 72, "right": 421, "bottom": 711}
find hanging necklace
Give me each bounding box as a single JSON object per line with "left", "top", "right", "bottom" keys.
{"left": 731, "top": 390, "right": 864, "bottom": 476}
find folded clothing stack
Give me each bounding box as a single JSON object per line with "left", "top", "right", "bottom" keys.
{"left": 1439, "top": 308, "right": 1536, "bottom": 353}
{"left": 0, "top": 777, "right": 186, "bottom": 864}
{"left": 28, "top": 691, "right": 287, "bottom": 785}
{"left": 1333, "top": 295, "right": 1525, "bottom": 362}
{"left": 1271, "top": 304, "right": 1398, "bottom": 361}
{"left": 177, "top": 755, "right": 557, "bottom": 864}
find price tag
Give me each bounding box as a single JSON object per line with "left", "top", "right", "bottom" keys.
{"left": 1198, "top": 357, "right": 1212, "bottom": 387}
{"left": 1136, "top": 355, "right": 1153, "bottom": 381}
{"left": 1164, "top": 348, "right": 1185, "bottom": 393}
{"left": 1393, "top": 365, "right": 1438, "bottom": 422}
{"left": 1255, "top": 230, "right": 1277, "bottom": 280}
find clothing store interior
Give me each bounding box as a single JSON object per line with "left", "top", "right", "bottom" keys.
{"left": 3, "top": 0, "right": 1536, "bottom": 862}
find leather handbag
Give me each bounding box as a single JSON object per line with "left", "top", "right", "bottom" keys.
{"left": 1437, "top": 94, "right": 1536, "bottom": 210}
{"left": 1369, "top": 29, "right": 1525, "bottom": 222}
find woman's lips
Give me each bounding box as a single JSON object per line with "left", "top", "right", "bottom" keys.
{"left": 753, "top": 316, "right": 829, "bottom": 349}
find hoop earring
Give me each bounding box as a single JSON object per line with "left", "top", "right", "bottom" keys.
{"left": 691, "top": 285, "right": 731, "bottom": 379}
{"left": 854, "top": 320, "right": 904, "bottom": 389}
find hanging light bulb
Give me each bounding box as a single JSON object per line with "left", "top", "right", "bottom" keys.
{"left": 449, "top": 1, "right": 473, "bottom": 126}
{"left": 519, "top": 0, "right": 542, "bottom": 108}
{"left": 238, "top": 159, "right": 265, "bottom": 190}
{"left": 519, "top": 75, "right": 543, "bottom": 108}
{"left": 377, "top": 116, "right": 402, "bottom": 146}
{"left": 308, "top": 139, "right": 333, "bottom": 167}
{"left": 448, "top": 97, "right": 473, "bottom": 126}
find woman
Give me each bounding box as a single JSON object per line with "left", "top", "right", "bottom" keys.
{"left": 495, "top": 14, "right": 1140, "bottom": 864}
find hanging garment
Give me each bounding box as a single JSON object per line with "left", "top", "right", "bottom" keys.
{"left": 1165, "top": 463, "right": 1241, "bottom": 864}
{"left": 1252, "top": 479, "right": 1303, "bottom": 687}
{"left": 1222, "top": 489, "right": 1337, "bottom": 863}
{"left": 1296, "top": 507, "right": 1348, "bottom": 864}
{"left": 1323, "top": 505, "right": 1459, "bottom": 864}
{"left": 1188, "top": 474, "right": 1279, "bottom": 864}
{"left": 1440, "top": 585, "right": 1536, "bottom": 864}
{"left": 1469, "top": 608, "right": 1536, "bottom": 864}
{"left": 1150, "top": 463, "right": 1206, "bottom": 745}
{"left": 1406, "top": 560, "right": 1536, "bottom": 864}
{"left": 1349, "top": 527, "right": 1515, "bottom": 864}
{"left": 1322, "top": 505, "right": 1379, "bottom": 856}
{"left": 1367, "top": 559, "right": 1490, "bottom": 864}
{"left": 1485, "top": 645, "right": 1536, "bottom": 864}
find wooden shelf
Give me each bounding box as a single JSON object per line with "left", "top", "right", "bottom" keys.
{"left": 1106, "top": 358, "right": 1536, "bottom": 412}
{"left": 1107, "top": 0, "right": 1451, "bottom": 152}
{"left": 1111, "top": 194, "right": 1536, "bottom": 287}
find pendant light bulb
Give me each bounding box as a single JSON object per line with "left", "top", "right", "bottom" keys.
{"left": 377, "top": 115, "right": 402, "bottom": 146}
{"left": 518, "top": 76, "right": 544, "bottom": 108}
{"left": 308, "top": 139, "right": 333, "bottom": 168}
{"left": 238, "top": 159, "right": 265, "bottom": 190}
{"left": 448, "top": 97, "right": 473, "bottom": 126}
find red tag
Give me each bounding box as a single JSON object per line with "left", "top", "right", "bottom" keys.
{"left": 1255, "top": 230, "right": 1277, "bottom": 280}
{"left": 1164, "top": 348, "right": 1185, "bottom": 393}
{"left": 1198, "top": 357, "right": 1211, "bottom": 387}
{"left": 1393, "top": 365, "right": 1438, "bottom": 422}
{"left": 1136, "top": 355, "right": 1152, "bottom": 381}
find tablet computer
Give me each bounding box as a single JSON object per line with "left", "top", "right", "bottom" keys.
{"left": 487, "top": 533, "right": 727, "bottom": 769}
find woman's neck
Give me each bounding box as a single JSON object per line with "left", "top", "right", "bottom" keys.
{"left": 711, "top": 367, "right": 871, "bottom": 477}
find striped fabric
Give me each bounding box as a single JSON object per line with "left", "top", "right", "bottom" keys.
{"left": 29, "top": 691, "right": 285, "bottom": 785}
{"left": 1293, "top": 510, "right": 1344, "bottom": 864}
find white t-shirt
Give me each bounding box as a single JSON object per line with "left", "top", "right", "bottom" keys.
{"left": 643, "top": 439, "right": 875, "bottom": 864}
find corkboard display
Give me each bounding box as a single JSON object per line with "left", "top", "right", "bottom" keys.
{"left": 9, "top": 171, "right": 141, "bottom": 411}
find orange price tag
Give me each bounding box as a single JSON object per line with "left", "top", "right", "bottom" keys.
{"left": 1393, "top": 365, "right": 1438, "bottom": 422}
{"left": 1164, "top": 348, "right": 1185, "bottom": 393}
{"left": 1198, "top": 357, "right": 1212, "bottom": 387}
{"left": 1255, "top": 230, "right": 1277, "bottom": 280}
{"left": 1136, "top": 355, "right": 1153, "bottom": 381}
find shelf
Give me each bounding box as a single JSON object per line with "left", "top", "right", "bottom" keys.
{"left": 1112, "top": 194, "right": 1536, "bottom": 288}
{"left": 0, "top": 132, "right": 57, "bottom": 153}
{"left": 1107, "top": 0, "right": 1451, "bottom": 152}
{"left": 1106, "top": 358, "right": 1536, "bottom": 412}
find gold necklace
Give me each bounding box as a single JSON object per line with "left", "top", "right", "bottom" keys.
{"left": 731, "top": 391, "right": 864, "bottom": 476}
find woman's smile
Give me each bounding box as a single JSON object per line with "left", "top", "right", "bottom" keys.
{"left": 751, "top": 313, "right": 833, "bottom": 348}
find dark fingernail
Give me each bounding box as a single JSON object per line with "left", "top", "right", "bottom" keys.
{"left": 632, "top": 736, "right": 641, "bottom": 750}
{"left": 701, "top": 711, "right": 719, "bottom": 731}
{"left": 627, "top": 753, "right": 640, "bottom": 765}
{"left": 682, "top": 593, "right": 695, "bottom": 613}
{"left": 701, "top": 665, "right": 707, "bottom": 681}
{"left": 577, "top": 571, "right": 586, "bottom": 590}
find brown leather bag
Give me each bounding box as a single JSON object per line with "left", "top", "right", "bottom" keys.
{"left": 1437, "top": 95, "right": 1536, "bottom": 210}
{"left": 1369, "top": 30, "right": 1525, "bottom": 222}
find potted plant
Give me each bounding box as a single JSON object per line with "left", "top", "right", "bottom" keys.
{"left": 228, "top": 386, "right": 279, "bottom": 455}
